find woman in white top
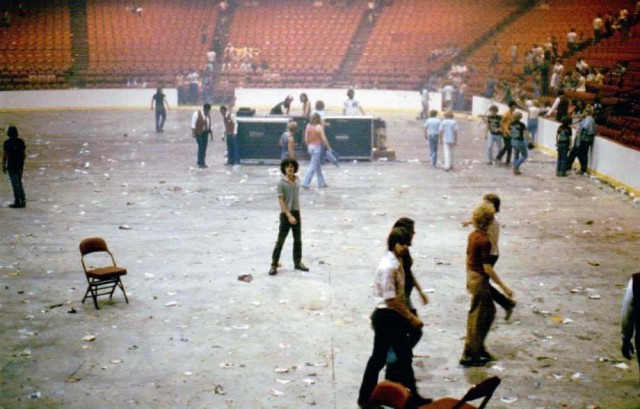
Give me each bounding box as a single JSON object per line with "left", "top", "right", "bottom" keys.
{"left": 438, "top": 111, "right": 459, "bottom": 171}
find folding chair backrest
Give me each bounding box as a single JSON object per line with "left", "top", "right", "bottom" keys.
{"left": 454, "top": 376, "right": 501, "bottom": 409}
{"left": 80, "top": 237, "right": 109, "bottom": 256}
{"left": 369, "top": 380, "right": 411, "bottom": 409}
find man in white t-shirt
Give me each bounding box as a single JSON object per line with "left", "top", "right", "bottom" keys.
{"left": 343, "top": 89, "right": 365, "bottom": 115}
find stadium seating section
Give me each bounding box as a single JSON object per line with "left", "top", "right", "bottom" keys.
{"left": 0, "top": 0, "right": 637, "bottom": 148}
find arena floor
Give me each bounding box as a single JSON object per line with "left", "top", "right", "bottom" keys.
{"left": 0, "top": 108, "right": 639, "bottom": 409}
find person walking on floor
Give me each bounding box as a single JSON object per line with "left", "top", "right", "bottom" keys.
{"left": 301, "top": 113, "right": 332, "bottom": 188}
{"left": 269, "top": 159, "right": 309, "bottom": 275}
{"left": 460, "top": 201, "right": 514, "bottom": 367}
{"left": 191, "top": 103, "right": 212, "bottom": 169}
{"left": 150, "top": 87, "right": 169, "bottom": 133}
{"left": 385, "top": 218, "right": 429, "bottom": 383}
{"left": 462, "top": 194, "right": 516, "bottom": 320}
{"left": 3, "top": 126, "right": 27, "bottom": 208}
{"left": 496, "top": 101, "right": 517, "bottom": 166}
{"left": 485, "top": 105, "right": 503, "bottom": 165}
{"left": 438, "top": 111, "right": 458, "bottom": 172}
{"left": 424, "top": 110, "right": 441, "bottom": 168}
{"left": 357, "top": 227, "right": 432, "bottom": 409}
{"left": 509, "top": 111, "right": 530, "bottom": 175}
{"left": 220, "top": 105, "right": 239, "bottom": 165}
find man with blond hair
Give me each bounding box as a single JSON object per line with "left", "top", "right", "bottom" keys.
{"left": 460, "top": 202, "right": 514, "bottom": 367}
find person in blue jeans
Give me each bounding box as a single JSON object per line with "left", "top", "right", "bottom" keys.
{"left": 301, "top": 113, "right": 332, "bottom": 188}
{"left": 423, "top": 110, "right": 441, "bottom": 168}
{"left": 509, "top": 112, "right": 530, "bottom": 175}
{"left": 150, "top": 87, "right": 169, "bottom": 133}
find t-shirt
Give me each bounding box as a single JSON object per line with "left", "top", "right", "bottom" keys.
{"left": 152, "top": 92, "right": 166, "bottom": 111}
{"left": 276, "top": 175, "right": 300, "bottom": 212}
{"left": 424, "top": 117, "right": 441, "bottom": 135}
{"left": 556, "top": 125, "right": 572, "bottom": 145}
{"left": 466, "top": 230, "right": 491, "bottom": 274}
{"left": 3, "top": 137, "right": 26, "bottom": 170}
{"left": 486, "top": 114, "right": 502, "bottom": 135}
{"left": 438, "top": 118, "right": 459, "bottom": 144}
{"left": 509, "top": 121, "right": 527, "bottom": 140}
{"left": 343, "top": 99, "right": 361, "bottom": 115}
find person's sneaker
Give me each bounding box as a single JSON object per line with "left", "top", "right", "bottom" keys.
{"left": 480, "top": 351, "right": 497, "bottom": 362}
{"left": 268, "top": 266, "right": 277, "bottom": 275}
{"left": 513, "top": 168, "right": 521, "bottom": 175}
{"left": 294, "top": 262, "right": 309, "bottom": 272}
{"left": 505, "top": 301, "right": 516, "bottom": 321}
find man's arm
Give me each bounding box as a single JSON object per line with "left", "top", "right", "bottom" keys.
{"left": 278, "top": 195, "right": 297, "bottom": 225}
{"left": 483, "top": 263, "right": 513, "bottom": 298}
{"left": 386, "top": 296, "right": 423, "bottom": 328}
{"left": 409, "top": 270, "right": 429, "bottom": 305}
{"left": 2, "top": 150, "right": 7, "bottom": 173}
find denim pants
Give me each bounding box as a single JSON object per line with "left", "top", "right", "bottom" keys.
{"left": 155, "top": 109, "right": 166, "bottom": 132}
{"left": 8, "top": 169, "right": 26, "bottom": 204}
{"left": 556, "top": 144, "right": 569, "bottom": 172}
{"left": 512, "top": 139, "right": 528, "bottom": 169}
{"left": 302, "top": 144, "right": 326, "bottom": 187}
{"left": 487, "top": 132, "right": 503, "bottom": 162}
{"left": 271, "top": 210, "right": 302, "bottom": 266}
{"left": 567, "top": 141, "right": 593, "bottom": 173}
{"left": 226, "top": 134, "right": 240, "bottom": 165}
{"left": 527, "top": 118, "right": 538, "bottom": 143}
{"left": 195, "top": 132, "right": 208, "bottom": 167}
{"left": 427, "top": 134, "right": 438, "bottom": 167}
{"left": 358, "top": 308, "right": 419, "bottom": 404}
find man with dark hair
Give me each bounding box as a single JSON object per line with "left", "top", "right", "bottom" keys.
{"left": 220, "top": 105, "right": 239, "bottom": 165}
{"left": 358, "top": 227, "right": 432, "bottom": 409}
{"left": 270, "top": 96, "right": 293, "bottom": 116}
{"left": 191, "top": 103, "right": 212, "bottom": 169}
{"left": 3, "top": 126, "right": 26, "bottom": 208}
{"left": 151, "top": 87, "right": 169, "bottom": 133}
{"left": 269, "top": 159, "right": 308, "bottom": 275}
{"left": 567, "top": 106, "right": 597, "bottom": 175}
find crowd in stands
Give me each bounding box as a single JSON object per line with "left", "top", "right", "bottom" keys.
{"left": 480, "top": 2, "right": 639, "bottom": 134}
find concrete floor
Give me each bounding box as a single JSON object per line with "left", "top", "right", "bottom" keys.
{"left": 0, "top": 108, "right": 639, "bottom": 409}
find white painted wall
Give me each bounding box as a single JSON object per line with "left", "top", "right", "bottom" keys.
{"left": 0, "top": 88, "right": 178, "bottom": 110}
{"left": 0, "top": 89, "right": 636, "bottom": 194}
{"left": 234, "top": 88, "right": 442, "bottom": 114}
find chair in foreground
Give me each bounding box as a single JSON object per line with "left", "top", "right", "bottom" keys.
{"left": 79, "top": 237, "right": 129, "bottom": 309}
{"left": 369, "top": 376, "right": 501, "bottom": 409}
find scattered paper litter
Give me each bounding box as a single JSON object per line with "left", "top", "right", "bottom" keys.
{"left": 270, "top": 388, "right": 284, "bottom": 397}
{"left": 82, "top": 335, "right": 96, "bottom": 342}
{"left": 614, "top": 362, "right": 629, "bottom": 370}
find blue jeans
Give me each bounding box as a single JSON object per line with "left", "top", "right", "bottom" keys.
{"left": 487, "top": 133, "right": 503, "bottom": 162}
{"left": 8, "top": 169, "right": 26, "bottom": 204}
{"left": 155, "top": 109, "right": 166, "bottom": 132}
{"left": 527, "top": 118, "right": 538, "bottom": 143}
{"left": 226, "top": 134, "right": 240, "bottom": 165}
{"left": 427, "top": 134, "right": 438, "bottom": 167}
{"left": 195, "top": 132, "right": 208, "bottom": 167}
{"left": 512, "top": 139, "right": 528, "bottom": 169}
{"left": 556, "top": 145, "right": 569, "bottom": 173}
{"left": 302, "top": 144, "right": 326, "bottom": 187}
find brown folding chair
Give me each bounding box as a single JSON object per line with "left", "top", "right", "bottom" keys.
{"left": 80, "top": 237, "right": 129, "bottom": 309}
{"left": 369, "top": 376, "right": 501, "bottom": 409}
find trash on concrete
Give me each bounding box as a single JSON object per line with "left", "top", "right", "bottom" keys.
{"left": 614, "top": 362, "right": 629, "bottom": 370}
{"left": 165, "top": 301, "right": 178, "bottom": 307}
{"left": 238, "top": 274, "right": 253, "bottom": 283}
{"left": 82, "top": 335, "right": 96, "bottom": 342}
{"left": 275, "top": 379, "right": 290, "bottom": 384}
{"left": 219, "top": 362, "right": 233, "bottom": 369}
{"left": 587, "top": 260, "right": 600, "bottom": 266}
{"left": 303, "top": 378, "right": 316, "bottom": 385}
{"left": 119, "top": 224, "right": 132, "bottom": 230}
{"left": 65, "top": 376, "right": 81, "bottom": 383}
{"left": 249, "top": 301, "right": 261, "bottom": 306}
{"left": 67, "top": 307, "right": 77, "bottom": 314}
{"left": 274, "top": 367, "right": 294, "bottom": 373}
{"left": 500, "top": 396, "right": 518, "bottom": 404}
{"left": 29, "top": 391, "right": 41, "bottom": 399}
{"left": 19, "top": 348, "right": 31, "bottom": 357}
{"left": 270, "top": 388, "right": 284, "bottom": 397}
{"left": 214, "top": 385, "right": 225, "bottom": 395}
